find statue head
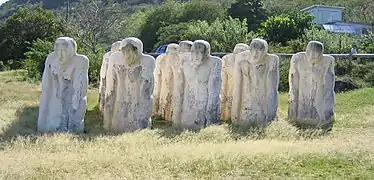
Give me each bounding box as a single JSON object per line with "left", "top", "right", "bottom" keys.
{"left": 166, "top": 43, "right": 179, "bottom": 56}
{"left": 233, "top": 43, "right": 249, "bottom": 54}
{"left": 54, "top": 37, "right": 77, "bottom": 65}
{"left": 248, "top": 38, "right": 268, "bottom": 63}
{"left": 306, "top": 41, "right": 324, "bottom": 62}
{"left": 179, "top": 40, "right": 193, "bottom": 53}
{"left": 111, "top": 41, "right": 122, "bottom": 52}
{"left": 191, "top": 40, "right": 211, "bottom": 66}
{"left": 120, "top": 37, "right": 143, "bottom": 67}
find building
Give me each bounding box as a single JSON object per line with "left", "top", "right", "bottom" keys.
{"left": 301, "top": 5, "right": 372, "bottom": 35}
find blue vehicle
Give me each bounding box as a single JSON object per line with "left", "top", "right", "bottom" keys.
{"left": 155, "top": 44, "right": 168, "bottom": 54}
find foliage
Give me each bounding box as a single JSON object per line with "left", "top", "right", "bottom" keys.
{"left": 24, "top": 39, "right": 53, "bottom": 80}
{"left": 73, "top": 38, "right": 104, "bottom": 85}
{"left": 155, "top": 22, "right": 190, "bottom": 47}
{"left": 277, "top": 58, "right": 290, "bottom": 92}
{"left": 116, "top": 10, "right": 149, "bottom": 40}
{"left": 180, "top": 17, "right": 252, "bottom": 52}
{"left": 260, "top": 11, "right": 314, "bottom": 44}
{"left": 260, "top": 16, "right": 296, "bottom": 44}
{"left": 303, "top": 28, "right": 359, "bottom": 54}
{"left": 0, "top": 6, "right": 65, "bottom": 69}
{"left": 139, "top": 0, "right": 226, "bottom": 52}
{"left": 358, "top": 32, "right": 374, "bottom": 53}
{"left": 227, "top": 0, "right": 268, "bottom": 31}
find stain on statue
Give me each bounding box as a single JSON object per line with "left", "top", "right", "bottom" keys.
{"left": 104, "top": 37, "right": 155, "bottom": 133}
{"left": 37, "top": 37, "right": 89, "bottom": 133}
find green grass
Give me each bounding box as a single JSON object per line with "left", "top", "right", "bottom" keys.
{"left": 0, "top": 70, "right": 373, "bottom": 179}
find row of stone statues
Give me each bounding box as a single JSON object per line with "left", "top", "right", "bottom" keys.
{"left": 37, "top": 36, "right": 335, "bottom": 133}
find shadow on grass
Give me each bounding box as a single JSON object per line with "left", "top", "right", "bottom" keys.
{"left": 0, "top": 104, "right": 118, "bottom": 145}
{"left": 0, "top": 104, "right": 332, "bottom": 147}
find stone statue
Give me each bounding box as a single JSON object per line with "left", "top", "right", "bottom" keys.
{"left": 99, "top": 41, "right": 121, "bottom": 112}
{"left": 170, "top": 40, "right": 193, "bottom": 126}
{"left": 176, "top": 40, "right": 222, "bottom": 130}
{"left": 220, "top": 43, "right": 249, "bottom": 122}
{"left": 37, "top": 37, "right": 89, "bottom": 133}
{"left": 104, "top": 37, "right": 155, "bottom": 133}
{"left": 288, "top": 41, "right": 335, "bottom": 130}
{"left": 152, "top": 43, "right": 179, "bottom": 121}
{"left": 231, "top": 38, "right": 279, "bottom": 126}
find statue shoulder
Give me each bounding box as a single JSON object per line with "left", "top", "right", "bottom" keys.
{"left": 142, "top": 54, "right": 156, "bottom": 69}
{"left": 222, "top": 53, "right": 233, "bottom": 62}
{"left": 210, "top": 55, "right": 222, "bottom": 67}
{"left": 155, "top": 53, "right": 166, "bottom": 61}
{"left": 75, "top": 54, "right": 89, "bottom": 69}
{"left": 268, "top": 54, "right": 279, "bottom": 62}
{"left": 323, "top": 54, "right": 335, "bottom": 64}
{"left": 291, "top": 52, "right": 306, "bottom": 63}
{"left": 45, "top": 52, "right": 57, "bottom": 64}
{"left": 267, "top": 54, "right": 280, "bottom": 68}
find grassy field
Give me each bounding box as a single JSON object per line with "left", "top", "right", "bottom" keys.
{"left": 0, "top": 70, "right": 373, "bottom": 179}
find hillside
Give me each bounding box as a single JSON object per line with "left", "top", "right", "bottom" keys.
{"left": 0, "top": 0, "right": 373, "bottom": 24}
{"left": 0, "top": 0, "right": 164, "bottom": 19}
{"left": 1, "top": 70, "right": 374, "bottom": 178}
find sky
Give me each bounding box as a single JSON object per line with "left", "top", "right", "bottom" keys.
{"left": 0, "top": 0, "right": 9, "bottom": 5}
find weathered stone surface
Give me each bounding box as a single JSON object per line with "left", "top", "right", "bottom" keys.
{"left": 288, "top": 41, "right": 335, "bottom": 130}
{"left": 175, "top": 40, "right": 222, "bottom": 130}
{"left": 171, "top": 40, "right": 193, "bottom": 125}
{"left": 220, "top": 43, "right": 249, "bottom": 122}
{"left": 37, "top": 37, "right": 89, "bottom": 133}
{"left": 153, "top": 43, "right": 179, "bottom": 121}
{"left": 231, "top": 39, "right": 279, "bottom": 126}
{"left": 99, "top": 41, "right": 121, "bottom": 112}
{"left": 104, "top": 37, "right": 155, "bottom": 133}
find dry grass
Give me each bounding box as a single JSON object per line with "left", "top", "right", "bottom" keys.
{"left": 0, "top": 70, "right": 373, "bottom": 179}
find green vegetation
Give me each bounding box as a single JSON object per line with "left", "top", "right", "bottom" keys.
{"left": 0, "top": 0, "right": 373, "bottom": 87}
{"left": 0, "top": 70, "right": 374, "bottom": 179}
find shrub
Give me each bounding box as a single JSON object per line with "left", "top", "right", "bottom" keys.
{"left": 24, "top": 39, "right": 53, "bottom": 80}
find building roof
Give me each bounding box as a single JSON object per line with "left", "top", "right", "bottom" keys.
{"left": 323, "top": 24, "right": 356, "bottom": 34}
{"left": 301, "top": 5, "right": 345, "bottom": 12}
{"left": 326, "top": 21, "right": 372, "bottom": 26}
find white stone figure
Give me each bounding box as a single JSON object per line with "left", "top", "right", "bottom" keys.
{"left": 288, "top": 41, "right": 335, "bottom": 129}
{"left": 176, "top": 40, "right": 222, "bottom": 130}
{"left": 152, "top": 43, "right": 179, "bottom": 121}
{"left": 37, "top": 37, "right": 89, "bottom": 133}
{"left": 171, "top": 40, "right": 193, "bottom": 126}
{"left": 104, "top": 37, "right": 155, "bottom": 133}
{"left": 99, "top": 41, "right": 121, "bottom": 113}
{"left": 220, "top": 43, "right": 249, "bottom": 122}
{"left": 231, "top": 39, "right": 279, "bottom": 126}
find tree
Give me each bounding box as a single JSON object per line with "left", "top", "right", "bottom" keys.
{"left": 0, "top": 6, "right": 65, "bottom": 69}
{"left": 158, "top": 17, "right": 256, "bottom": 52}
{"left": 260, "top": 11, "right": 314, "bottom": 44}
{"left": 227, "top": 0, "right": 268, "bottom": 31}
{"left": 260, "top": 16, "right": 296, "bottom": 44}
{"left": 139, "top": 0, "right": 226, "bottom": 52}
{"left": 68, "top": 0, "right": 123, "bottom": 54}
